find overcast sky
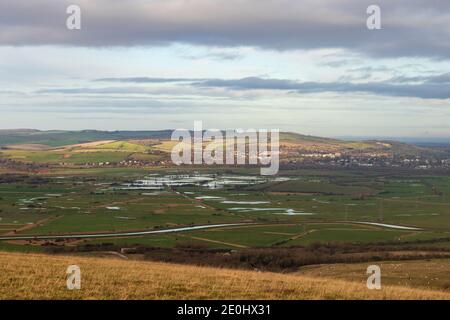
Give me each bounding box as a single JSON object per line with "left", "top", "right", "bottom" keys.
{"left": 1, "top": 0, "right": 450, "bottom": 138}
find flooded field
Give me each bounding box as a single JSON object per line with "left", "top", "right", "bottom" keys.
{"left": 121, "top": 173, "right": 290, "bottom": 190}
{"left": 1, "top": 169, "right": 450, "bottom": 251}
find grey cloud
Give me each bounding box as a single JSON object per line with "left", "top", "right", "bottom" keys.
{"left": 1, "top": 0, "right": 450, "bottom": 58}
{"left": 42, "top": 75, "right": 450, "bottom": 99}
{"left": 37, "top": 87, "right": 156, "bottom": 94}
{"left": 95, "top": 76, "right": 303, "bottom": 90}
{"left": 36, "top": 84, "right": 254, "bottom": 100}
{"left": 0, "top": 90, "right": 24, "bottom": 95}
{"left": 390, "top": 73, "right": 450, "bottom": 84}
{"left": 194, "top": 77, "right": 301, "bottom": 90}
{"left": 427, "top": 73, "right": 450, "bottom": 84}
{"left": 194, "top": 77, "right": 450, "bottom": 99}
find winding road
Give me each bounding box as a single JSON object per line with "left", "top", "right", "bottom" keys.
{"left": 0, "top": 221, "right": 423, "bottom": 242}
{"left": 0, "top": 223, "right": 255, "bottom": 241}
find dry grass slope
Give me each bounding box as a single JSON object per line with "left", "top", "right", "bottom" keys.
{"left": 298, "top": 259, "right": 450, "bottom": 292}
{"left": 0, "top": 252, "right": 449, "bottom": 300}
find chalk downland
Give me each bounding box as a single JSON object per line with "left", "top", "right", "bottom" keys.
{"left": 0, "top": 252, "right": 449, "bottom": 300}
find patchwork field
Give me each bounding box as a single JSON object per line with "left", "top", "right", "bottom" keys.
{"left": 0, "top": 140, "right": 163, "bottom": 165}
{"left": 1, "top": 169, "right": 450, "bottom": 251}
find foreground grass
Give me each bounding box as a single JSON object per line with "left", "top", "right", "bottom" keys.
{"left": 0, "top": 252, "right": 449, "bottom": 300}
{"left": 298, "top": 259, "right": 450, "bottom": 292}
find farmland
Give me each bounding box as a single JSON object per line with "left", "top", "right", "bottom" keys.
{"left": 1, "top": 131, "right": 450, "bottom": 298}
{"left": 1, "top": 168, "right": 450, "bottom": 249}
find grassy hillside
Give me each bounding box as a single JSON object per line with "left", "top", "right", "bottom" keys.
{"left": 0, "top": 130, "right": 172, "bottom": 147}
{"left": 1, "top": 129, "right": 448, "bottom": 165}
{"left": 0, "top": 139, "right": 162, "bottom": 164}
{"left": 299, "top": 259, "right": 450, "bottom": 292}
{"left": 1, "top": 251, "right": 449, "bottom": 299}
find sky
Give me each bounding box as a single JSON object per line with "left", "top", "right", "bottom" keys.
{"left": 0, "top": 0, "right": 450, "bottom": 139}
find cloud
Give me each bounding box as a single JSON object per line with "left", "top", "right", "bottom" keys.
{"left": 195, "top": 77, "right": 450, "bottom": 99}
{"left": 390, "top": 73, "right": 450, "bottom": 84}
{"left": 180, "top": 51, "right": 243, "bottom": 61}
{"left": 428, "top": 73, "right": 450, "bottom": 84}
{"left": 1, "top": 0, "right": 450, "bottom": 58}
{"left": 92, "top": 75, "right": 450, "bottom": 99}
{"left": 35, "top": 83, "right": 257, "bottom": 100}
{"left": 93, "top": 77, "right": 205, "bottom": 84}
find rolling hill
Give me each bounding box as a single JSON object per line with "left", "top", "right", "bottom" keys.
{"left": 0, "top": 129, "right": 173, "bottom": 147}
{"left": 0, "top": 129, "right": 448, "bottom": 166}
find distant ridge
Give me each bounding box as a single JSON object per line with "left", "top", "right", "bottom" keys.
{"left": 0, "top": 129, "right": 449, "bottom": 158}
{"left": 0, "top": 129, "right": 174, "bottom": 147}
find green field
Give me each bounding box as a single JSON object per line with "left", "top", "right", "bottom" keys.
{"left": 0, "top": 140, "right": 163, "bottom": 165}
{"left": 1, "top": 168, "right": 450, "bottom": 252}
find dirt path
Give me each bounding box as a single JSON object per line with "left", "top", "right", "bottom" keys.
{"left": 289, "top": 229, "right": 317, "bottom": 241}
{"left": 3, "top": 216, "right": 59, "bottom": 236}
{"left": 188, "top": 236, "right": 248, "bottom": 248}
{"left": 272, "top": 229, "right": 317, "bottom": 246}
{"left": 95, "top": 251, "right": 129, "bottom": 259}
{"left": 263, "top": 231, "right": 296, "bottom": 236}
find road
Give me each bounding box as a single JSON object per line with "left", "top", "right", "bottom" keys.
{"left": 0, "top": 221, "right": 423, "bottom": 241}
{"left": 0, "top": 223, "right": 255, "bottom": 241}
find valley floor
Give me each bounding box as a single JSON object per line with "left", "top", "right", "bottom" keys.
{"left": 1, "top": 251, "right": 449, "bottom": 300}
